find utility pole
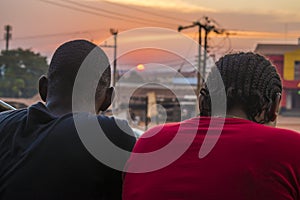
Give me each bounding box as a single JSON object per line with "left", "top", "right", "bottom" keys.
{"left": 4, "top": 25, "right": 12, "bottom": 51}
{"left": 179, "top": 18, "right": 224, "bottom": 115}
{"left": 178, "top": 17, "right": 225, "bottom": 94}
{"left": 201, "top": 17, "right": 224, "bottom": 79}
{"left": 99, "top": 29, "right": 118, "bottom": 111}
{"left": 178, "top": 22, "right": 203, "bottom": 99}
{"left": 99, "top": 29, "right": 118, "bottom": 87}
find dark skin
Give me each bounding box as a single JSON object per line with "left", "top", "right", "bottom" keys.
{"left": 199, "top": 94, "right": 281, "bottom": 127}
{"left": 38, "top": 75, "right": 114, "bottom": 117}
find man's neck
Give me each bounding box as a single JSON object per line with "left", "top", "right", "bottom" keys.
{"left": 45, "top": 98, "right": 73, "bottom": 117}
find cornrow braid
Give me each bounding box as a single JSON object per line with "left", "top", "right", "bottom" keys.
{"left": 243, "top": 54, "right": 256, "bottom": 97}
{"left": 200, "top": 52, "right": 282, "bottom": 123}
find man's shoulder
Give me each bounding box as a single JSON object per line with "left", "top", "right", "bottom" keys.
{"left": 0, "top": 109, "right": 27, "bottom": 125}
{"left": 97, "top": 115, "right": 129, "bottom": 125}
{"left": 96, "top": 115, "right": 132, "bottom": 131}
{"left": 95, "top": 115, "right": 136, "bottom": 151}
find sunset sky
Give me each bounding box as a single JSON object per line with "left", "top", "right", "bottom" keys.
{"left": 1, "top": 0, "right": 300, "bottom": 68}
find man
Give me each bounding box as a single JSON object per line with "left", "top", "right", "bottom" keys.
{"left": 0, "top": 40, "right": 136, "bottom": 199}
{"left": 123, "top": 52, "right": 300, "bottom": 200}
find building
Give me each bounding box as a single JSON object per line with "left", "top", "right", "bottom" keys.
{"left": 114, "top": 68, "right": 199, "bottom": 130}
{"left": 255, "top": 42, "right": 300, "bottom": 115}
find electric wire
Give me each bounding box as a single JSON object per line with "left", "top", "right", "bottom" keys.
{"left": 102, "top": 0, "right": 191, "bottom": 23}
{"left": 62, "top": 0, "right": 178, "bottom": 27}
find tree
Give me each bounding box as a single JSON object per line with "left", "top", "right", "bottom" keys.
{"left": 0, "top": 48, "right": 48, "bottom": 98}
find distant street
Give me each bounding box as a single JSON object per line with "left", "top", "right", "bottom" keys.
{"left": 277, "top": 116, "right": 300, "bottom": 132}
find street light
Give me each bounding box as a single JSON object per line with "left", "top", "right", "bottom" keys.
{"left": 110, "top": 29, "right": 118, "bottom": 87}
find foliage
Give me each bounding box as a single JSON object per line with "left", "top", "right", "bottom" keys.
{"left": 0, "top": 48, "right": 48, "bottom": 98}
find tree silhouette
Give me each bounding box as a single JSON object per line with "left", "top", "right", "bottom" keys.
{"left": 0, "top": 48, "right": 48, "bottom": 98}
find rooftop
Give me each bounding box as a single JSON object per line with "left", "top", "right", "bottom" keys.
{"left": 254, "top": 43, "right": 300, "bottom": 55}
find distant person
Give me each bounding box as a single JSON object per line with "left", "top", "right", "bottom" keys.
{"left": 123, "top": 52, "right": 300, "bottom": 200}
{"left": 0, "top": 40, "right": 136, "bottom": 199}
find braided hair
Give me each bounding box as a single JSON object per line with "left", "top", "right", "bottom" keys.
{"left": 200, "top": 52, "right": 282, "bottom": 123}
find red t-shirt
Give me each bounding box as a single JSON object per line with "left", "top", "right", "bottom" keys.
{"left": 123, "top": 117, "right": 300, "bottom": 200}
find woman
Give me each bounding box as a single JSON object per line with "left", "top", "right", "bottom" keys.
{"left": 123, "top": 52, "right": 300, "bottom": 200}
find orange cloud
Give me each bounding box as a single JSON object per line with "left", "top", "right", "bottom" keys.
{"left": 102, "top": 0, "right": 215, "bottom": 12}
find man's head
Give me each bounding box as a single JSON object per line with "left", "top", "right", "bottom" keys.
{"left": 200, "top": 52, "right": 282, "bottom": 125}
{"left": 39, "top": 40, "right": 113, "bottom": 114}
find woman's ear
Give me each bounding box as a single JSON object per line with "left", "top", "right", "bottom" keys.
{"left": 260, "top": 93, "right": 281, "bottom": 126}
{"left": 39, "top": 75, "right": 48, "bottom": 102}
{"left": 198, "top": 93, "right": 204, "bottom": 115}
{"left": 100, "top": 87, "right": 114, "bottom": 111}
{"left": 267, "top": 93, "right": 281, "bottom": 123}
{"left": 199, "top": 88, "right": 210, "bottom": 116}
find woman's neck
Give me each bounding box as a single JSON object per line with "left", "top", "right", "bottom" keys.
{"left": 226, "top": 107, "right": 248, "bottom": 120}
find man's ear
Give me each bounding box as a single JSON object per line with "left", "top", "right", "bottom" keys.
{"left": 100, "top": 87, "right": 114, "bottom": 111}
{"left": 39, "top": 75, "right": 48, "bottom": 102}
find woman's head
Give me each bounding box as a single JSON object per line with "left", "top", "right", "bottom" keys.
{"left": 200, "top": 52, "right": 282, "bottom": 124}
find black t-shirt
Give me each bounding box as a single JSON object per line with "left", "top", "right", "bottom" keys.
{"left": 0, "top": 102, "right": 136, "bottom": 200}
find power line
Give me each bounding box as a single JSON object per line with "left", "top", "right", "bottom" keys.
{"left": 62, "top": 0, "right": 178, "bottom": 27}
{"left": 39, "top": 0, "right": 176, "bottom": 27}
{"left": 39, "top": 0, "right": 150, "bottom": 26}
{"left": 102, "top": 0, "right": 191, "bottom": 24}
{"left": 12, "top": 29, "right": 108, "bottom": 41}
